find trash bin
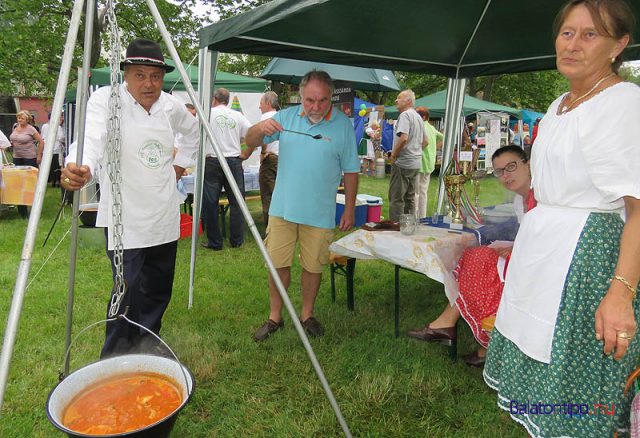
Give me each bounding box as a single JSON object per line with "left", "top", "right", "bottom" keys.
{"left": 375, "top": 158, "right": 385, "bottom": 179}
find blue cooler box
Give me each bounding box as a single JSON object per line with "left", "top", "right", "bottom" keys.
{"left": 335, "top": 194, "right": 367, "bottom": 227}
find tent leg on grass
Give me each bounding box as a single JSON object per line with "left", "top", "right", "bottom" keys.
{"left": 63, "top": 0, "right": 96, "bottom": 378}
{"left": 0, "top": 0, "right": 87, "bottom": 411}
{"left": 147, "top": 2, "right": 352, "bottom": 432}
{"left": 436, "top": 77, "right": 467, "bottom": 215}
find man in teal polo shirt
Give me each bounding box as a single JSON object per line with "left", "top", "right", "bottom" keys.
{"left": 245, "top": 70, "right": 360, "bottom": 341}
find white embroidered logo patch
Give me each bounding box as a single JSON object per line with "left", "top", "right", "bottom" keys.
{"left": 138, "top": 141, "right": 163, "bottom": 169}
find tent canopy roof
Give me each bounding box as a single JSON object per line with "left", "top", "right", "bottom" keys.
{"left": 66, "top": 61, "right": 268, "bottom": 101}
{"left": 385, "top": 90, "right": 521, "bottom": 119}
{"left": 199, "top": 0, "right": 640, "bottom": 78}
{"left": 91, "top": 60, "right": 268, "bottom": 92}
{"left": 260, "top": 57, "right": 400, "bottom": 92}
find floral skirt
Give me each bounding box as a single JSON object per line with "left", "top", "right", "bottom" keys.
{"left": 483, "top": 213, "right": 640, "bottom": 437}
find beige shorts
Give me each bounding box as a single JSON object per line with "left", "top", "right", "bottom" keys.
{"left": 265, "top": 216, "right": 334, "bottom": 274}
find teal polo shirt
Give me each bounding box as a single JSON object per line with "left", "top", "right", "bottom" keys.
{"left": 264, "top": 105, "right": 360, "bottom": 229}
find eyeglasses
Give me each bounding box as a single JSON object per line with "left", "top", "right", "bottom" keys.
{"left": 493, "top": 160, "right": 524, "bottom": 177}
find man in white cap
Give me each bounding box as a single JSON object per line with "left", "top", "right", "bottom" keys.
{"left": 61, "top": 38, "right": 199, "bottom": 357}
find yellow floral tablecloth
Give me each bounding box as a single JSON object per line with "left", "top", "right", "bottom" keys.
{"left": 329, "top": 226, "right": 478, "bottom": 304}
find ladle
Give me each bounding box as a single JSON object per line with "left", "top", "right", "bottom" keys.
{"left": 283, "top": 129, "right": 323, "bottom": 140}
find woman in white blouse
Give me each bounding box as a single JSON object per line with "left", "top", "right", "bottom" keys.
{"left": 483, "top": 1, "right": 640, "bottom": 436}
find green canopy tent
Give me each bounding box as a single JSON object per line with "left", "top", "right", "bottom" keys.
{"left": 196, "top": 0, "right": 640, "bottom": 214}
{"left": 65, "top": 61, "right": 267, "bottom": 101}
{"left": 260, "top": 57, "right": 400, "bottom": 92}
{"left": 385, "top": 90, "right": 521, "bottom": 119}
{"left": 198, "top": 0, "right": 640, "bottom": 77}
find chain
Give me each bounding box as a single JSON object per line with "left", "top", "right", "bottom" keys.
{"left": 105, "top": 0, "right": 126, "bottom": 318}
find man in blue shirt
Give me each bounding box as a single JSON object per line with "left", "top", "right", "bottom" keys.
{"left": 245, "top": 70, "right": 360, "bottom": 341}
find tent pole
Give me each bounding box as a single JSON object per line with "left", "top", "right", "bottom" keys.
{"left": 63, "top": 0, "right": 95, "bottom": 376}
{"left": 145, "top": 1, "right": 352, "bottom": 435}
{"left": 188, "top": 47, "right": 216, "bottom": 309}
{"left": 436, "top": 78, "right": 466, "bottom": 215}
{"left": 0, "top": 0, "right": 86, "bottom": 411}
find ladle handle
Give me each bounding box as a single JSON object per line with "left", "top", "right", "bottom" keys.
{"left": 60, "top": 315, "right": 190, "bottom": 395}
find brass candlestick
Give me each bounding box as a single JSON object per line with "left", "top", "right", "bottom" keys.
{"left": 444, "top": 173, "right": 468, "bottom": 224}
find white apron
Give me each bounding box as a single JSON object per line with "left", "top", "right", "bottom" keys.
{"left": 96, "top": 95, "right": 181, "bottom": 250}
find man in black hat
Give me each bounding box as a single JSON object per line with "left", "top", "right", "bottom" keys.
{"left": 61, "top": 38, "right": 199, "bottom": 358}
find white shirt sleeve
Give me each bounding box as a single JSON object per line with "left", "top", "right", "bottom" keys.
{"left": 579, "top": 83, "right": 640, "bottom": 203}
{"left": 66, "top": 86, "right": 110, "bottom": 176}
{"left": 169, "top": 96, "right": 199, "bottom": 169}
{"left": 0, "top": 129, "right": 9, "bottom": 149}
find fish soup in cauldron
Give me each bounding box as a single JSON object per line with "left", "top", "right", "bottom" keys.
{"left": 62, "top": 372, "right": 182, "bottom": 435}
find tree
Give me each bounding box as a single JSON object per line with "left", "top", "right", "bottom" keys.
{"left": 390, "top": 72, "right": 448, "bottom": 105}
{"left": 0, "top": 0, "right": 204, "bottom": 96}
{"left": 202, "top": 0, "right": 273, "bottom": 78}
{"left": 620, "top": 63, "right": 640, "bottom": 86}
{"left": 470, "top": 71, "right": 566, "bottom": 113}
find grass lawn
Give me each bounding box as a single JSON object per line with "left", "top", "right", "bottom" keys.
{"left": 0, "top": 174, "right": 525, "bottom": 437}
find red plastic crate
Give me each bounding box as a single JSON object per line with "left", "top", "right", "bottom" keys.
{"left": 179, "top": 213, "right": 203, "bottom": 239}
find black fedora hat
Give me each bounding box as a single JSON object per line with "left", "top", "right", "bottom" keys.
{"left": 120, "top": 38, "right": 174, "bottom": 72}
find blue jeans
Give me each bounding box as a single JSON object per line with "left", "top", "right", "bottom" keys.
{"left": 202, "top": 157, "right": 245, "bottom": 248}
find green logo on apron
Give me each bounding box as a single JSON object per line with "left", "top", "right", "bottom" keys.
{"left": 138, "top": 141, "right": 164, "bottom": 169}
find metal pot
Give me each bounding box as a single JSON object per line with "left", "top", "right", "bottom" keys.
{"left": 79, "top": 203, "right": 99, "bottom": 227}
{"left": 46, "top": 354, "right": 194, "bottom": 438}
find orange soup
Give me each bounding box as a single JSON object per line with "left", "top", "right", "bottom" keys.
{"left": 63, "top": 372, "right": 182, "bottom": 435}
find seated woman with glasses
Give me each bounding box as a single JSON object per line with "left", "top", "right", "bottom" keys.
{"left": 408, "top": 145, "right": 535, "bottom": 367}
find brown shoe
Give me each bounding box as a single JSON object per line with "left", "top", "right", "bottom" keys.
{"left": 407, "top": 325, "right": 456, "bottom": 346}
{"left": 301, "top": 317, "right": 324, "bottom": 337}
{"left": 462, "top": 350, "right": 486, "bottom": 368}
{"left": 253, "top": 319, "right": 284, "bottom": 341}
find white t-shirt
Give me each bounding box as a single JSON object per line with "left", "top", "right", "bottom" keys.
{"left": 394, "top": 108, "right": 426, "bottom": 169}
{"left": 41, "top": 122, "right": 66, "bottom": 154}
{"left": 206, "top": 105, "right": 252, "bottom": 157}
{"left": 261, "top": 110, "right": 279, "bottom": 155}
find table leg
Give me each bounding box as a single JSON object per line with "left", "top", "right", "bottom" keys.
{"left": 448, "top": 326, "right": 458, "bottom": 361}
{"left": 346, "top": 258, "right": 356, "bottom": 311}
{"left": 395, "top": 264, "right": 400, "bottom": 338}
{"left": 330, "top": 263, "right": 336, "bottom": 303}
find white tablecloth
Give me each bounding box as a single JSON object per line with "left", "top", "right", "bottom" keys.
{"left": 329, "top": 226, "right": 478, "bottom": 304}
{"left": 180, "top": 167, "right": 260, "bottom": 194}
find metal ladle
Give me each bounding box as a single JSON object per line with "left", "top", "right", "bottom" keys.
{"left": 283, "top": 129, "right": 323, "bottom": 140}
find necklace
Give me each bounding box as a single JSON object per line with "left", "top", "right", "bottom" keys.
{"left": 560, "top": 72, "right": 615, "bottom": 114}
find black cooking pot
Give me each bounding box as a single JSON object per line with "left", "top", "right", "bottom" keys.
{"left": 78, "top": 203, "right": 99, "bottom": 227}
{"left": 46, "top": 354, "right": 194, "bottom": 438}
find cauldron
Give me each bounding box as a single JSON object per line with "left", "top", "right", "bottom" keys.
{"left": 79, "top": 203, "right": 99, "bottom": 227}
{"left": 46, "top": 354, "right": 194, "bottom": 438}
